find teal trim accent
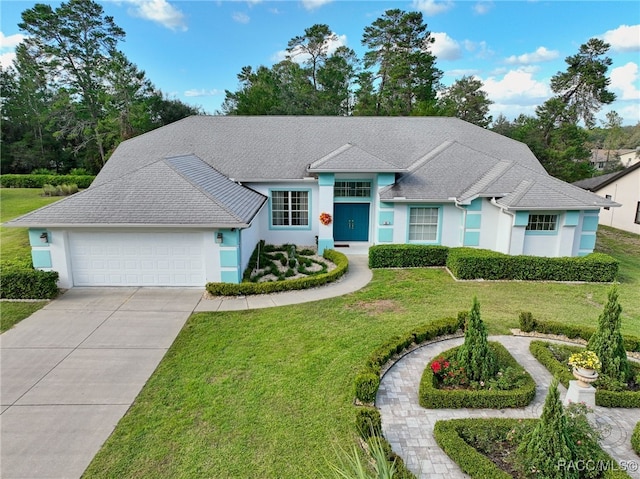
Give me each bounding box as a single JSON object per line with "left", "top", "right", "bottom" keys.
{"left": 317, "top": 238, "right": 334, "bottom": 255}
{"left": 219, "top": 229, "right": 239, "bottom": 247}
{"left": 582, "top": 215, "right": 599, "bottom": 232}
{"left": 220, "top": 249, "right": 239, "bottom": 268}
{"left": 465, "top": 198, "right": 483, "bottom": 211}
{"left": 465, "top": 213, "right": 481, "bottom": 229}
{"left": 29, "top": 229, "right": 50, "bottom": 247}
{"left": 564, "top": 211, "right": 579, "bottom": 226}
{"left": 318, "top": 173, "right": 335, "bottom": 186}
{"left": 268, "top": 188, "right": 312, "bottom": 231}
{"left": 31, "top": 250, "right": 52, "bottom": 268}
{"left": 464, "top": 231, "right": 480, "bottom": 246}
{"left": 578, "top": 252, "right": 590, "bottom": 257}
{"left": 378, "top": 228, "right": 393, "bottom": 242}
{"left": 379, "top": 211, "right": 394, "bottom": 226}
{"left": 377, "top": 172, "right": 395, "bottom": 187}
{"left": 380, "top": 202, "right": 394, "bottom": 209}
{"left": 514, "top": 211, "right": 529, "bottom": 226}
{"left": 579, "top": 234, "right": 596, "bottom": 251}
{"left": 406, "top": 205, "right": 443, "bottom": 245}
{"left": 220, "top": 270, "right": 240, "bottom": 284}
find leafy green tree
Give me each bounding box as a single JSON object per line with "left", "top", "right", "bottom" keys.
{"left": 19, "top": 0, "right": 126, "bottom": 167}
{"left": 518, "top": 379, "right": 578, "bottom": 479}
{"left": 437, "top": 75, "right": 493, "bottom": 127}
{"left": 286, "top": 23, "right": 337, "bottom": 91}
{"left": 456, "top": 297, "right": 497, "bottom": 382}
{"left": 588, "top": 287, "right": 631, "bottom": 384}
{"left": 361, "top": 9, "right": 442, "bottom": 116}
{"left": 316, "top": 46, "right": 359, "bottom": 115}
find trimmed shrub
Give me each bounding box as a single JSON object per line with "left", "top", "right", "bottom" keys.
{"left": 588, "top": 286, "right": 632, "bottom": 383}
{"left": 518, "top": 379, "right": 578, "bottom": 479}
{"left": 456, "top": 297, "right": 497, "bottom": 382}
{"left": 0, "top": 174, "right": 94, "bottom": 189}
{"left": 369, "top": 244, "right": 449, "bottom": 268}
{"left": 446, "top": 247, "right": 618, "bottom": 282}
{"left": 354, "top": 372, "right": 380, "bottom": 404}
{"left": 206, "top": 249, "right": 348, "bottom": 295}
{"left": 420, "top": 342, "right": 536, "bottom": 409}
{"left": 355, "top": 407, "right": 381, "bottom": 439}
{"left": 632, "top": 422, "right": 640, "bottom": 456}
{"left": 518, "top": 311, "right": 536, "bottom": 332}
{"left": 0, "top": 269, "right": 59, "bottom": 299}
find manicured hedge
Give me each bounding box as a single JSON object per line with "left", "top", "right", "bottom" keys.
{"left": 434, "top": 418, "right": 629, "bottom": 479}
{"left": 354, "top": 317, "right": 462, "bottom": 403}
{"left": 433, "top": 419, "right": 522, "bottom": 479}
{"left": 632, "top": 422, "right": 640, "bottom": 456}
{"left": 419, "top": 342, "right": 536, "bottom": 409}
{"left": 205, "top": 249, "right": 348, "bottom": 296}
{"left": 369, "top": 244, "right": 449, "bottom": 268}
{"left": 529, "top": 341, "right": 640, "bottom": 408}
{"left": 1, "top": 174, "right": 95, "bottom": 189}
{"left": 446, "top": 248, "right": 618, "bottom": 282}
{"left": 525, "top": 319, "right": 640, "bottom": 353}
{"left": 0, "top": 269, "right": 59, "bottom": 299}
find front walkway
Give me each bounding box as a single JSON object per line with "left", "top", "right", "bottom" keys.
{"left": 377, "top": 335, "right": 640, "bottom": 479}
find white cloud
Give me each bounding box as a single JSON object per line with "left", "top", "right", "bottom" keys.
{"left": 0, "top": 32, "right": 26, "bottom": 69}
{"left": 301, "top": 0, "right": 332, "bottom": 11}
{"left": 431, "top": 32, "right": 461, "bottom": 60}
{"left": 610, "top": 62, "right": 640, "bottom": 101}
{"left": 473, "top": 1, "right": 493, "bottom": 15}
{"left": 482, "top": 68, "right": 550, "bottom": 104}
{"left": 184, "top": 88, "right": 222, "bottom": 97}
{"left": 126, "top": 0, "right": 187, "bottom": 32}
{"left": 273, "top": 33, "right": 347, "bottom": 63}
{"left": 411, "top": 0, "right": 454, "bottom": 16}
{"left": 505, "top": 46, "right": 559, "bottom": 65}
{"left": 601, "top": 24, "right": 640, "bottom": 52}
{"left": 232, "top": 12, "right": 250, "bottom": 24}
{"left": 464, "top": 40, "right": 494, "bottom": 60}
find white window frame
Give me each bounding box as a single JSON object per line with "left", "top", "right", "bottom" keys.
{"left": 526, "top": 213, "right": 558, "bottom": 233}
{"left": 408, "top": 206, "right": 440, "bottom": 243}
{"left": 270, "top": 190, "right": 310, "bottom": 229}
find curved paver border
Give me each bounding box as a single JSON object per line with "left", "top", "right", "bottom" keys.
{"left": 376, "top": 335, "right": 640, "bottom": 479}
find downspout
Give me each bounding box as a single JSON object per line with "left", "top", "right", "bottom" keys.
{"left": 453, "top": 199, "right": 467, "bottom": 246}
{"left": 491, "top": 197, "right": 515, "bottom": 254}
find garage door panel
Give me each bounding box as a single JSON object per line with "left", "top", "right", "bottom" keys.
{"left": 69, "top": 232, "right": 207, "bottom": 286}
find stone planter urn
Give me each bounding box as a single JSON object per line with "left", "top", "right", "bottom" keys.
{"left": 573, "top": 367, "right": 598, "bottom": 388}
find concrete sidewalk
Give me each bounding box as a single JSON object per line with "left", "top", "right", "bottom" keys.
{"left": 0, "top": 252, "right": 372, "bottom": 479}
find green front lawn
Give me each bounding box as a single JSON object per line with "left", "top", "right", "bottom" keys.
{"left": 84, "top": 230, "right": 640, "bottom": 478}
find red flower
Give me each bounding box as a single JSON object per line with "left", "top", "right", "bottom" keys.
{"left": 431, "top": 361, "right": 442, "bottom": 373}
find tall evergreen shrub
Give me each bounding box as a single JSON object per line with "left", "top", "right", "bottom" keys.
{"left": 518, "top": 379, "right": 578, "bottom": 479}
{"left": 588, "top": 286, "right": 631, "bottom": 383}
{"left": 456, "top": 297, "right": 497, "bottom": 382}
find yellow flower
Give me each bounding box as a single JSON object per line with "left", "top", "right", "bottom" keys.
{"left": 568, "top": 350, "right": 601, "bottom": 371}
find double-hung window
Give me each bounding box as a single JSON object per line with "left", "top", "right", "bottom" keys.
{"left": 271, "top": 190, "right": 309, "bottom": 227}
{"left": 408, "top": 207, "right": 439, "bottom": 242}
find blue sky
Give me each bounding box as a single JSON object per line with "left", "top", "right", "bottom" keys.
{"left": 1, "top": 0, "right": 639, "bottom": 125}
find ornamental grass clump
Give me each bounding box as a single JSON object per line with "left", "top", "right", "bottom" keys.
{"left": 588, "top": 286, "right": 632, "bottom": 386}
{"left": 456, "top": 297, "right": 497, "bottom": 382}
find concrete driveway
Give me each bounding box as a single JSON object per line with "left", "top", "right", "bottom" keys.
{"left": 0, "top": 287, "right": 203, "bottom": 479}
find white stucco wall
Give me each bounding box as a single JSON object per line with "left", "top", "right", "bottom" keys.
{"left": 594, "top": 168, "right": 640, "bottom": 235}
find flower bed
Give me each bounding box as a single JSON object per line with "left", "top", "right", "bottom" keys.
{"left": 419, "top": 342, "right": 536, "bottom": 409}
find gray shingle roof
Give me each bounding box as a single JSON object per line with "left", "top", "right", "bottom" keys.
{"left": 7, "top": 155, "right": 266, "bottom": 227}
{"left": 308, "top": 144, "right": 403, "bottom": 172}
{"left": 572, "top": 162, "right": 640, "bottom": 191}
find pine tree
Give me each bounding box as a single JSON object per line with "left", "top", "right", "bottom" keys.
{"left": 588, "top": 286, "right": 631, "bottom": 384}
{"left": 456, "top": 297, "right": 497, "bottom": 382}
{"left": 518, "top": 379, "right": 578, "bottom": 479}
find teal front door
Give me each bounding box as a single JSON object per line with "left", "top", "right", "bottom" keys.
{"left": 333, "top": 203, "right": 370, "bottom": 241}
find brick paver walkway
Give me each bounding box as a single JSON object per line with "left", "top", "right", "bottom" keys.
{"left": 377, "top": 335, "right": 640, "bottom": 479}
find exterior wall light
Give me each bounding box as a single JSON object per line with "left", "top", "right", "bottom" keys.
{"left": 216, "top": 232, "right": 223, "bottom": 244}
{"left": 40, "top": 232, "right": 49, "bottom": 243}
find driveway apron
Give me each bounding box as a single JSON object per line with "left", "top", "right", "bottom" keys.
{"left": 0, "top": 287, "right": 203, "bottom": 479}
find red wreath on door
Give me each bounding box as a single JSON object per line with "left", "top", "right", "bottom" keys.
{"left": 319, "top": 212, "right": 332, "bottom": 226}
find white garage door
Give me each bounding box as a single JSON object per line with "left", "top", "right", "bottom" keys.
{"left": 69, "top": 231, "right": 207, "bottom": 286}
